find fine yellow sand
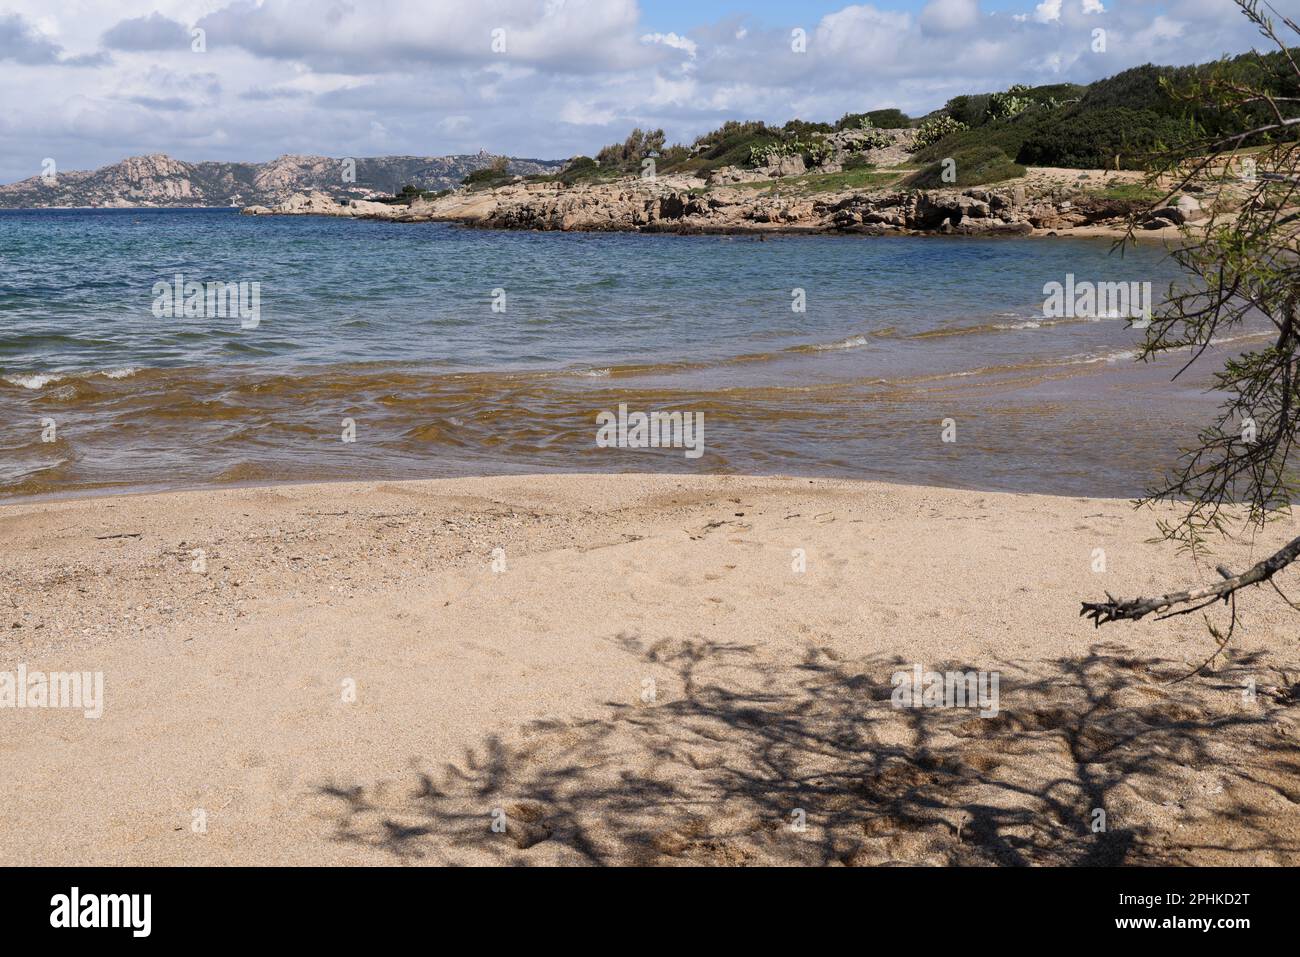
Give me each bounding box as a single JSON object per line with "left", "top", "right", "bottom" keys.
{"left": 1, "top": 474, "right": 1297, "bottom": 865}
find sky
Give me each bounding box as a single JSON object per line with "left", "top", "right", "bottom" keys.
{"left": 0, "top": 0, "right": 1291, "bottom": 183}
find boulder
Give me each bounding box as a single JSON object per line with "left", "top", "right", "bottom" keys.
{"left": 1175, "top": 194, "right": 1207, "bottom": 222}
{"left": 766, "top": 154, "right": 807, "bottom": 178}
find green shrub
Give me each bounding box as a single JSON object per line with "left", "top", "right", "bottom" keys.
{"left": 988, "top": 84, "right": 1033, "bottom": 120}
{"left": 459, "top": 155, "right": 511, "bottom": 188}
{"left": 836, "top": 108, "right": 910, "bottom": 131}
{"left": 912, "top": 115, "right": 970, "bottom": 151}
{"left": 1014, "top": 107, "right": 1203, "bottom": 168}
{"left": 782, "top": 119, "right": 834, "bottom": 138}
{"left": 663, "top": 121, "right": 781, "bottom": 174}
{"left": 866, "top": 108, "right": 910, "bottom": 129}
{"left": 942, "top": 94, "right": 992, "bottom": 128}
{"left": 910, "top": 111, "right": 1039, "bottom": 165}
{"left": 553, "top": 155, "right": 607, "bottom": 186}
{"left": 1023, "top": 83, "right": 1086, "bottom": 106}
{"left": 852, "top": 127, "right": 894, "bottom": 151}
{"left": 374, "top": 185, "right": 448, "bottom": 205}
{"left": 749, "top": 135, "right": 834, "bottom": 167}
{"left": 905, "top": 145, "right": 1025, "bottom": 188}
{"left": 595, "top": 128, "right": 666, "bottom": 172}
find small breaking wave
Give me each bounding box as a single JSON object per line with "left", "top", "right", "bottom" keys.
{"left": 3, "top": 373, "right": 64, "bottom": 390}
{"left": 791, "top": 335, "right": 870, "bottom": 353}
{"left": 3, "top": 367, "right": 142, "bottom": 390}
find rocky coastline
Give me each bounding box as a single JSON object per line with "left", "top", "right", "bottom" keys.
{"left": 242, "top": 170, "right": 1203, "bottom": 240}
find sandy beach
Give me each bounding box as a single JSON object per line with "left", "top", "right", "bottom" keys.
{"left": 1, "top": 473, "right": 1296, "bottom": 866}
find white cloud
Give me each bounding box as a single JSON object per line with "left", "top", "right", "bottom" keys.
{"left": 1032, "top": 0, "right": 1064, "bottom": 23}
{"left": 920, "top": 0, "right": 981, "bottom": 35}
{"left": 641, "top": 32, "right": 698, "bottom": 59}
{"left": 559, "top": 100, "right": 620, "bottom": 126}
{"left": 0, "top": 0, "right": 1278, "bottom": 184}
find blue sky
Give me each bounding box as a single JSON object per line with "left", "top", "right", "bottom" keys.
{"left": 0, "top": 0, "right": 1289, "bottom": 182}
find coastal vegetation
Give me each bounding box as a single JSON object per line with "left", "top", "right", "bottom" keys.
{"left": 1081, "top": 0, "right": 1300, "bottom": 650}
{"left": 461, "top": 155, "right": 512, "bottom": 188}
{"left": 905, "top": 145, "right": 1025, "bottom": 189}
{"left": 374, "top": 183, "right": 449, "bottom": 204}
{"left": 731, "top": 165, "right": 904, "bottom": 194}
{"left": 561, "top": 35, "right": 1299, "bottom": 194}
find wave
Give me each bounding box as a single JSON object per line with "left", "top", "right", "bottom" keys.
{"left": 1, "top": 367, "right": 142, "bottom": 390}
{"left": 915, "top": 312, "right": 1148, "bottom": 340}
{"left": 3, "top": 373, "right": 64, "bottom": 390}
{"left": 807, "top": 335, "right": 870, "bottom": 352}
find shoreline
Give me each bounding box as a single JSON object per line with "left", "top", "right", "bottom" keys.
{"left": 2, "top": 472, "right": 1296, "bottom": 865}
{"left": 1, "top": 196, "right": 1189, "bottom": 242}
{"left": 0, "top": 468, "right": 1139, "bottom": 508}
{"left": 238, "top": 165, "right": 1199, "bottom": 241}
{"left": 1, "top": 203, "right": 1182, "bottom": 241}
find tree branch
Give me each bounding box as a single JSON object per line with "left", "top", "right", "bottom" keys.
{"left": 1080, "top": 531, "right": 1300, "bottom": 625}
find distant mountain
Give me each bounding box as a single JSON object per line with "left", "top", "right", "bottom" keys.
{"left": 0, "top": 151, "right": 565, "bottom": 208}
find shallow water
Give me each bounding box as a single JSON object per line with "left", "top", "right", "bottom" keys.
{"left": 0, "top": 207, "right": 1264, "bottom": 499}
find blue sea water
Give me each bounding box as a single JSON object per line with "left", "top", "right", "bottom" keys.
{"left": 0, "top": 208, "right": 1257, "bottom": 498}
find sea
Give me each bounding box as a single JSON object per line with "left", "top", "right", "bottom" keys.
{"left": 0, "top": 207, "right": 1268, "bottom": 500}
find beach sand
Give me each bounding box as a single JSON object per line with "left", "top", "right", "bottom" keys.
{"left": 1, "top": 474, "right": 1297, "bottom": 865}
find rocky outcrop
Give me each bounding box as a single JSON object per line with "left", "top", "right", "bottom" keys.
{"left": 354, "top": 176, "right": 1135, "bottom": 237}
{"left": 241, "top": 191, "right": 398, "bottom": 218}
{"left": 1140, "top": 194, "right": 1207, "bottom": 228}
{"left": 244, "top": 166, "right": 1174, "bottom": 240}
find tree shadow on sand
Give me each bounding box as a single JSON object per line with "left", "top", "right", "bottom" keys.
{"left": 317, "top": 635, "right": 1300, "bottom": 865}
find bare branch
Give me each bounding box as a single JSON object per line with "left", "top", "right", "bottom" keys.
{"left": 1081, "top": 531, "right": 1300, "bottom": 625}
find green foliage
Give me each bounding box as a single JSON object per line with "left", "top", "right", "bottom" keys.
{"left": 865, "top": 108, "right": 911, "bottom": 129}
{"left": 905, "top": 145, "right": 1025, "bottom": 188}
{"left": 942, "top": 94, "right": 992, "bottom": 128}
{"left": 1112, "top": 1, "right": 1300, "bottom": 565}
{"left": 836, "top": 108, "right": 910, "bottom": 131}
{"left": 749, "top": 134, "right": 833, "bottom": 167}
{"left": 782, "top": 119, "right": 834, "bottom": 138}
{"left": 656, "top": 143, "right": 691, "bottom": 167}
{"left": 852, "top": 127, "right": 895, "bottom": 151}
{"left": 1078, "top": 64, "right": 1184, "bottom": 112}
{"left": 375, "top": 184, "right": 448, "bottom": 205}
{"left": 595, "top": 128, "right": 667, "bottom": 171}
{"left": 803, "top": 137, "right": 834, "bottom": 166}
{"left": 911, "top": 118, "right": 1030, "bottom": 165}
{"left": 733, "top": 166, "right": 904, "bottom": 194}
{"left": 1016, "top": 107, "right": 1203, "bottom": 168}
{"left": 575, "top": 35, "right": 1300, "bottom": 182}
{"left": 912, "top": 116, "right": 970, "bottom": 151}
{"left": 461, "top": 157, "right": 511, "bottom": 188}
{"left": 667, "top": 121, "right": 781, "bottom": 173}
{"left": 557, "top": 155, "right": 618, "bottom": 186}
{"left": 916, "top": 67, "right": 1215, "bottom": 170}
{"left": 987, "top": 84, "right": 1033, "bottom": 120}
{"left": 1022, "top": 83, "right": 1087, "bottom": 105}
